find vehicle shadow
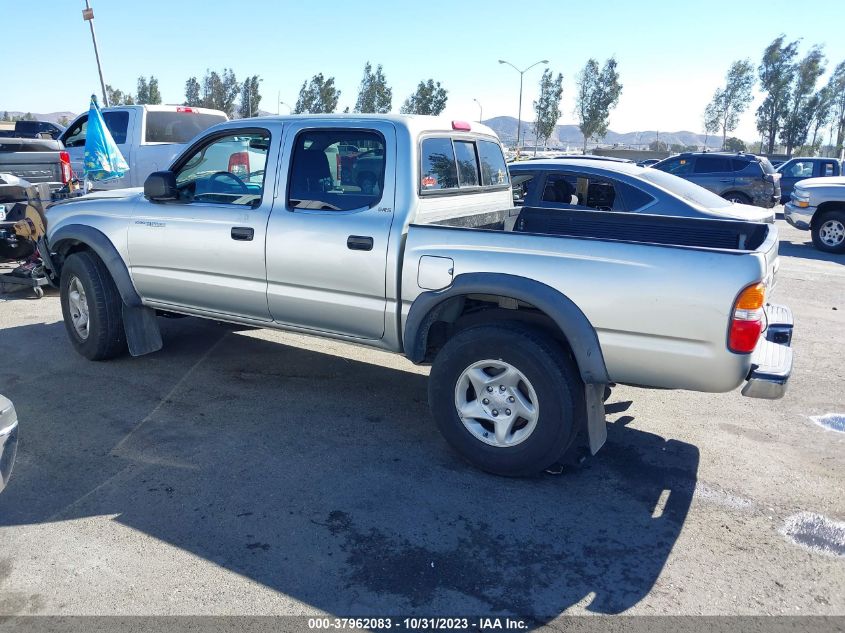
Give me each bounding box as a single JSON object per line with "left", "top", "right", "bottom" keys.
{"left": 0, "top": 318, "right": 699, "bottom": 619}
{"left": 778, "top": 238, "right": 844, "bottom": 265}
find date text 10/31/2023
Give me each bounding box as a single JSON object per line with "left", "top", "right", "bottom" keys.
{"left": 307, "top": 617, "right": 529, "bottom": 630}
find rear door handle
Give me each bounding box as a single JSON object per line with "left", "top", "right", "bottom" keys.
{"left": 719, "top": 178, "right": 733, "bottom": 182}
{"left": 231, "top": 227, "right": 254, "bottom": 241}
{"left": 347, "top": 235, "right": 374, "bottom": 251}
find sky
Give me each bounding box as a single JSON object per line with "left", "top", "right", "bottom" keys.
{"left": 3, "top": 0, "right": 845, "bottom": 142}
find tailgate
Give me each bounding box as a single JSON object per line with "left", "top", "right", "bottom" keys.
{"left": 758, "top": 223, "right": 780, "bottom": 289}
{"left": 0, "top": 153, "right": 62, "bottom": 184}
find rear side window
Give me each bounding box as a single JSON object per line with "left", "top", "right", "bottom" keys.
{"left": 694, "top": 156, "right": 731, "bottom": 173}
{"left": 287, "top": 128, "right": 386, "bottom": 211}
{"left": 420, "top": 136, "right": 509, "bottom": 194}
{"left": 616, "top": 182, "right": 655, "bottom": 211}
{"left": 655, "top": 157, "right": 692, "bottom": 176}
{"left": 823, "top": 162, "right": 836, "bottom": 177}
{"left": 145, "top": 111, "right": 227, "bottom": 143}
{"left": 421, "top": 138, "right": 458, "bottom": 190}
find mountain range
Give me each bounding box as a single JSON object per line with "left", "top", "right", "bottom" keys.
{"left": 1, "top": 110, "right": 723, "bottom": 150}
{"left": 482, "top": 116, "right": 723, "bottom": 150}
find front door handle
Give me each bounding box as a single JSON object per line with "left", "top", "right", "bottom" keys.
{"left": 231, "top": 227, "right": 254, "bottom": 241}
{"left": 347, "top": 235, "right": 374, "bottom": 251}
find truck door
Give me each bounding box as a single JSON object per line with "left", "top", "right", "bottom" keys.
{"left": 127, "top": 126, "right": 276, "bottom": 320}
{"left": 60, "top": 110, "right": 134, "bottom": 189}
{"left": 265, "top": 122, "right": 395, "bottom": 340}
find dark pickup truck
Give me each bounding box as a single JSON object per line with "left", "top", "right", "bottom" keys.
{"left": 0, "top": 138, "right": 72, "bottom": 187}
{"left": 777, "top": 157, "right": 842, "bottom": 203}
{"left": 0, "top": 120, "right": 65, "bottom": 140}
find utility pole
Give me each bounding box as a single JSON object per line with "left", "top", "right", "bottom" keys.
{"left": 498, "top": 59, "right": 548, "bottom": 155}
{"left": 82, "top": 0, "right": 109, "bottom": 107}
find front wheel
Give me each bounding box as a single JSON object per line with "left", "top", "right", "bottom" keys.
{"left": 811, "top": 211, "right": 845, "bottom": 254}
{"left": 428, "top": 323, "right": 584, "bottom": 476}
{"left": 723, "top": 192, "right": 751, "bottom": 205}
{"left": 60, "top": 251, "right": 127, "bottom": 360}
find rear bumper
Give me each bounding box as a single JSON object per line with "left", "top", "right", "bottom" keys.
{"left": 784, "top": 203, "right": 814, "bottom": 230}
{"left": 741, "top": 303, "right": 793, "bottom": 400}
{"left": 0, "top": 399, "right": 18, "bottom": 494}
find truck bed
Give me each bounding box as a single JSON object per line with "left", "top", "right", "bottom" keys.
{"left": 0, "top": 138, "right": 63, "bottom": 185}
{"left": 429, "top": 206, "right": 771, "bottom": 252}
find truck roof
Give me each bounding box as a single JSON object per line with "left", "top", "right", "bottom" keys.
{"left": 100, "top": 104, "right": 227, "bottom": 117}
{"left": 214, "top": 114, "right": 499, "bottom": 140}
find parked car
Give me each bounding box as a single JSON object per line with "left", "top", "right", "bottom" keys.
{"left": 0, "top": 394, "right": 18, "bottom": 494}
{"left": 651, "top": 152, "right": 781, "bottom": 208}
{"left": 0, "top": 120, "right": 65, "bottom": 140}
{"left": 508, "top": 159, "right": 775, "bottom": 222}
{"left": 59, "top": 105, "right": 227, "bottom": 189}
{"left": 0, "top": 137, "right": 72, "bottom": 188}
{"left": 784, "top": 176, "right": 845, "bottom": 253}
{"left": 776, "top": 157, "right": 842, "bottom": 203}
{"left": 44, "top": 115, "right": 793, "bottom": 476}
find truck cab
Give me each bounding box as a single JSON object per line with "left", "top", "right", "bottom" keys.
{"left": 59, "top": 105, "right": 227, "bottom": 189}
{"left": 777, "top": 157, "right": 842, "bottom": 203}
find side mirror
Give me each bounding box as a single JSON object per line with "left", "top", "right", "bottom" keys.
{"left": 144, "top": 171, "right": 177, "bottom": 201}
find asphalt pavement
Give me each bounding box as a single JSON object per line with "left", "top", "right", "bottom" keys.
{"left": 0, "top": 216, "right": 842, "bottom": 623}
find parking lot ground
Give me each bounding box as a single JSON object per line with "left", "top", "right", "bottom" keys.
{"left": 0, "top": 217, "right": 842, "bottom": 622}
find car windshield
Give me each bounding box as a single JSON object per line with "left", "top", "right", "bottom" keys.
{"left": 638, "top": 168, "right": 732, "bottom": 209}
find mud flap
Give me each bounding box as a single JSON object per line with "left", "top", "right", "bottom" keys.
{"left": 585, "top": 382, "right": 608, "bottom": 454}
{"left": 122, "top": 304, "right": 163, "bottom": 357}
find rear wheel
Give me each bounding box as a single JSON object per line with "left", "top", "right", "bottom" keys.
{"left": 812, "top": 211, "right": 845, "bottom": 253}
{"left": 428, "top": 323, "right": 584, "bottom": 476}
{"left": 723, "top": 191, "right": 751, "bottom": 205}
{"left": 60, "top": 251, "right": 127, "bottom": 360}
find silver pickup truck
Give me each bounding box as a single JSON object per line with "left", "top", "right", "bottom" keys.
{"left": 43, "top": 115, "right": 794, "bottom": 476}
{"left": 784, "top": 176, "right": 845, "bottom": 253}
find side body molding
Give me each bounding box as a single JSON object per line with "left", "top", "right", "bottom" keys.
{"left": 403, "top": 273, "right": 610, "bottom": 385}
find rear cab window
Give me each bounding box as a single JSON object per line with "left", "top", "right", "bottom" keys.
{"left": 145, "top": 109, "right": 228, "bottom": 144}
{"left": 420, "top": 136, "right": 508, "bottom": 194}
{"left": 287, "top": 129, "right": 386, "bottom": 211}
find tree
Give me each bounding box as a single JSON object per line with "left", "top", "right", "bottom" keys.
{"left": 136, "top": 76, "right": 150, "bottom": 104}
{"left": 184, "top": 76, "right": 202, "bottom": 107}
{"left": 780, "top": 46, "right": 826, "bottom": 154}
{"left": 824, "top": 61, "right": 845, "bottom": 155}
{"left": 400, "top": 79, "right": 448, "bottom": 115}
{"left": 649, "top": 140, "right": 668, "bottom": 152}
{"left": 200, "top": 68, "right": 241, "bottom": 117}
{"left": 705, "top": 59, "right": 755, "bottom": 150}
{"left": 294, "top": 73, "right": 341, "bottom": 114}
{"left": 106, "top": 85, "right": 134, "bottom": 106}
{"left": 703, "top": 100, "right": 720, "bottom": 148}
{"left": 575, "top": 57, "right": 622, "bottom": 151}
{"left": 238, "top": 75, "right": 263, "bottom": 118}
{"left": 1, "top": 111, "right": 8, "bottom": 121}
{"left": 148, "top": 76, "right": 162, "bottom": 105}
{"left": 532, "top": 69, "right": 564, "bottom": 151}
{"left": 724, "top": 137, "right": 747, "bottom": 152}
{"left": 354, "top": 62, "right": 392, "bottom": 113}
{"left": 756, "top": 35, "right": 800, "bottom": 154}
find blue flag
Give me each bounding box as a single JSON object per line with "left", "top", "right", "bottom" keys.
{"left": 83, "top": 95, "right": 129, "bottom": 181}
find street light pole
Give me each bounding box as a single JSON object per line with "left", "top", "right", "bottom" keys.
{"left": 82, "top": 0, "right": 109, "bottom": 107}
{"left": 279, "top": 101, "right": 291, "bottom": 115}
{"left": 473, "top": 98, "right": 483, "bottom": 122}
{"left": 498, "top": 59, "right": 548, "bottom": 154}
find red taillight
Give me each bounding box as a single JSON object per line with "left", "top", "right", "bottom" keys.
{"left": 452, "top": 120, "right": 471, "bottom": 131}
{"left": 728, "top": 282, "right": 766, "bottom": 353}
{"left": 59, "top": 150, "right": 72, "bottom": 184}
{"left": 177, "top": 106, "right": 195, "bottom": 113}
{"left": 227, "top": 151, "right": 250, "bottom": 178}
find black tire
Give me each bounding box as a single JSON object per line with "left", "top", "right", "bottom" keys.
{"left": 428, "top": 323, "right": 585, "bottom": 477}
{"left": 723, "top": 191, "right": 751, "bottom": 205}
{"left": 60, "top": 251, "right": 127, "bottom": 360}
{"left": 811, "top": 210, "right": 845, "bottom": 254}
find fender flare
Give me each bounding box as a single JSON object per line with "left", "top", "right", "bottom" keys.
{"left": 49, "top": 224, "right": 142, "bottom": 307}
{"left": 404, "top": 272, "right": 609, "bottom": 384}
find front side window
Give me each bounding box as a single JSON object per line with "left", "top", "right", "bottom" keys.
{"left": 784, "top": 160, "right": 814, "bottom": 178}
{"left": 288, "top": 129, "right": 385, "bottom": 211}
{"left": 62, "top": 111, "right": 129, "bottom": 147}
{"left": 174, "top": 131, "right": 269, "bottom": 207}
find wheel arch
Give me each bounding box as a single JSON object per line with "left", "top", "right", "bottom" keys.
{"left": 50, "top": 224, "right": 142, "bottom": 308}
{"left": 811, "top": 201, "right": 845, "bottom": 228}
{"left": 404, "top": 273, "right": 610, "bottom": 385}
